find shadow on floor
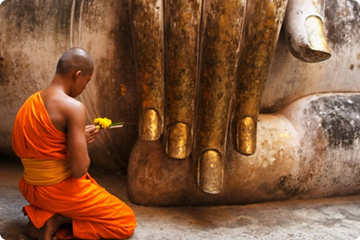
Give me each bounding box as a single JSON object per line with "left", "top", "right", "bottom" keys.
{"left": 1, "top": 220, "right": 28, "bottom": 240}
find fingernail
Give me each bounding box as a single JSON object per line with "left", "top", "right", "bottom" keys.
{"left": 197, "top": 150, "right": 223, "bottom": 194}
{"left": 306, "top": 16, "right": 331, "bottom": 60}
{"left": 140, "top": 109, "right": 162, "bottom": 141}
{"left": 237, "top": 116, "right": 256, "bottom": 155}
{"left": 166, "top": 122, "right": 191, "bottom": 159}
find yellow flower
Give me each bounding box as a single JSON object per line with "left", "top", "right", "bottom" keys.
{"left": 94, "top": 117, "right": 112, "bottom": 129}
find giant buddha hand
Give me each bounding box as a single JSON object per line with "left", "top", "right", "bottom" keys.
{"left": 129, "top": 0, "right": 331, "bottom": 196}
{"left": 131, "top": 0, "right": 330, "bottom": 194}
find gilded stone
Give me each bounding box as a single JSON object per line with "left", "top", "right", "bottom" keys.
{"left": 198, "top": 150, "right": 223, "bottom": 194}
{"left": 306, "top": 16, "right": 331, "bottom": 59}
{"left": 194, "top": 0, "right": 246, "bottom": 193}
{"left": 140, "top": 109, "right": 162, "bottom": 141}
{"left": 233, "top": 0, "right": 288, "bottom": 156}
{"left": 237, "top": 116, "right": 256, "bottom": 155}
{"left": 285, "top": 0, "right": 331, "bottom": 62}
{"left": 164, "top": 0, "right": 200, "bottom": 159}
{"left": 166, "top": 122, "right": 191, "bottom": 159}
{"left": 131, "top": 0, "right": 165, "bottom": 141}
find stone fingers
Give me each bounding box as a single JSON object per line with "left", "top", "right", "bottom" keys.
{"left": 131, "top": 0, "right": 289, "bottom": 195}
{"left": 164, "top": 0, "right": 201, "bottom": 159}
{"left": 194, "top": 0, "right": 246, "bottom": 194}
{"left": 232, "top": 0, "right": 288, "bottom": 155}
{"left": 130, "top": 0, "right": 164, "bottom": 141}
{"left": 285, "top": 0, "right": 331, "bottom": 62}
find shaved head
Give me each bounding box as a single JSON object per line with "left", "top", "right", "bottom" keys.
{"left": 56, "top": 48, "right": 94, "bottom": 77}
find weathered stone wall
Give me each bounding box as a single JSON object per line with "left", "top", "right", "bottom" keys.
{"left": 0, "top": 0, "right": 138, "bottom": 170}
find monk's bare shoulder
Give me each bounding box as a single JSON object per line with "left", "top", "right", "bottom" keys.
{"left": 56, "top": 95, "right": 86, "bottom": 133}
{"left": 42, "top": 92, "right": 85, "bottom": 133}
{"left": 62, "top": 96, "right": 86, "bottom": 123}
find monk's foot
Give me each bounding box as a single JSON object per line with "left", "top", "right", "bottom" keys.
{"left": 25, "top": 220, "right": 41, "bottom": 239}
{"left": 38, "top": 214, "right": 71, "bottom": 240}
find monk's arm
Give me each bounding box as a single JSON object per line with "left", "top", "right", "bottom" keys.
{"left": 67, "top": 102, "right": 90, "bottom": 178}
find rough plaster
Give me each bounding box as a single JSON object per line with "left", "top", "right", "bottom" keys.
{"left": 0, "top": 0, "right": 138, "bottom": 169}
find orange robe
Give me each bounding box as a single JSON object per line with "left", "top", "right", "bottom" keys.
{"left": 12, "top": 92, "right": 136, "bottom": 239}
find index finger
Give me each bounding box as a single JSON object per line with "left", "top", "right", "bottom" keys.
{"left": 163, "top": 1, "right": 201, "bottom": 159}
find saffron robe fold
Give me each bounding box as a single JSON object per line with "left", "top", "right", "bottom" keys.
{"left": 12, "top": 92, "right": 136, "bottom": 239}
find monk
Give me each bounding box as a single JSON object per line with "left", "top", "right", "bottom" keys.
{"left": 12, "top": 48, "right": 136, "bottom": 240}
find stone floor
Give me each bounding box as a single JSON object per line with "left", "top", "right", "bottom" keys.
{"left": 1, "top": 158, "right": 360, "bottom": 240}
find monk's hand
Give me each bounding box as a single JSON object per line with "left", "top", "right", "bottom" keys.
{"left": 85, "top": 125, "right": 99, "bottom": 144}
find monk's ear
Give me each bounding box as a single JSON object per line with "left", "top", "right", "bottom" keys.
{"left": 74, "top": 70, "right": 82, "bottom": 81}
